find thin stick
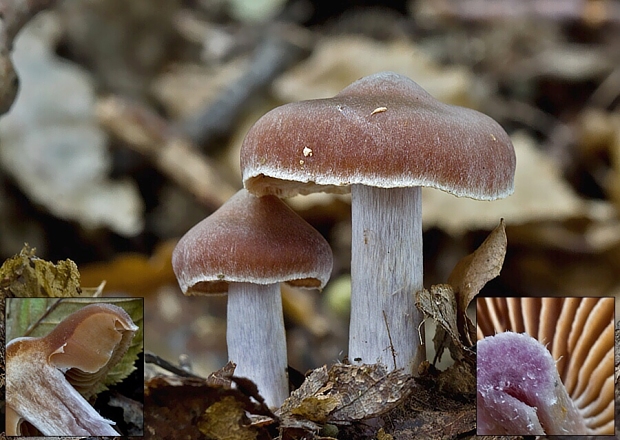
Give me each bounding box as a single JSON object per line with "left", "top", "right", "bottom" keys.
{"left": 383, "top": 310, "right": 397, "bottom": 371}
{"left": 96, "top": 97, "right": 236, "bottom": 209}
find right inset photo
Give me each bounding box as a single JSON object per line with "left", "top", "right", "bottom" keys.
{"left": 476, "top": 296, "right": 615, "bottom": 436}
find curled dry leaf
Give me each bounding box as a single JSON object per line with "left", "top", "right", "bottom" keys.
{"left": 416, "top": 219, "right": 507, "bottom": 366}
{"left": 416, "top": 284, "right": 465, "bottom": 363}
{"left": 448, "top": 218, "right": 508, "bottom": 325}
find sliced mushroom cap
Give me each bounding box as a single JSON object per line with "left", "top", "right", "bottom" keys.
{"left": 477, "top": 297, "right": 614, "bottom": 435}
{"left": 6, "top": 303, "right": 138, "bottom": 436}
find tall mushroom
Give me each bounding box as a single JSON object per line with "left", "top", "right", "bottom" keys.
{"left": 241, "top": 71, "right": 515, "bottom": 373}
{"left": 172, "top": 189, "right": 333, "bottom": 408}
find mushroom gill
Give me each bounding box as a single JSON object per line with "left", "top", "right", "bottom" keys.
{"left": 476, "top": 296, "right": 614, "bottom": 435}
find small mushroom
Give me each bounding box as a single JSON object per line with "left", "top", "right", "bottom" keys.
{"left": 6, "top": 303, "right": 138, "bottom": 436}
{"left": 477, "top": 296, "right": 614, "bottom": 435}
{"left": 171, "top": 189, "right": 333, "bottom": 408}
{"left": 241, "top": 71, "right": 515, "bottom": 373}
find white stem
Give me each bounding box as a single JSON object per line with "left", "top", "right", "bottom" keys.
{"left": 349, "top": 185, "right": 425, "bottom": 373}
{"left": 6, "top": 343, "right": 118, "bottom": 436}
{"left": 227, "top": 282, "right": 288, "bottom": 408}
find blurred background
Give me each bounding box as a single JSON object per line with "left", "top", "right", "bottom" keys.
{"left": 1, "top": 0, "right": 620, "bottom": 378}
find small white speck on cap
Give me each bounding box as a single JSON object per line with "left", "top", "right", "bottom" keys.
{"left": 371, "top": 107, "right": 388, "bottom": 115}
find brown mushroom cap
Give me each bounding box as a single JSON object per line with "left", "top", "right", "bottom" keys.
{"left": 172, "top": 189, "right": 333, "bottom": 295}
{"left": 241, "top": 71, "right": 516, "bottom": 200}
{"left": 477, "top": 297, "right": 614, "bottom": 435}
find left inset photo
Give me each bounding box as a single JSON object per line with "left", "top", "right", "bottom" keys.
{"left": 5, "top": 297, "right": 144, "bottom": 437}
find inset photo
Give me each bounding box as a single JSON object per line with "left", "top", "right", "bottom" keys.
{"left": 476, "top": 296, "right": 614, "bottom": 436}
{"left": 5, "top": 297, "right": 144, "bottom": 437}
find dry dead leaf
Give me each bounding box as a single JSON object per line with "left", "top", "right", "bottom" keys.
{"left": 79, "top": 240, "right": 177, "bottom": 296}
{"left": 448, "top": 219, "right": 507, "bottom": 317}
{"left": 278, "top": 364, "right": 413, "bottom": 435}
{"left": 145, "top": 373, "right": 274, "bottom": 440}
{"left": 198, "top": 396, "right": 258, "bottom": 440}
{"left": 0, "top": 13, "right": 143, "bottom": 236}
{"left": 326, "top": 365, "right": 412, "bottom": 423}
{"left": 277, "top": 366, "right": 327, "bottom": 432}
{"left": 421, "top": 132, "right": 608, "bottom": 235}
{"left": 273, "top": 36, "right": 476, "bottom": 108}
{"left": 416, "top": 221, "right": 507, "bottom": 369}
{"left": 435, "top": 359, "right": 476, "bottom": 396}
{"left": 290, "top": 395, "right": 341, "bottom": 423}
{"left": 0, "top": 245, "right": 82, "bottom": 298}
{"left": 382, "top": 378, "right": 476, "bottom": 439}
{"left": 416, "top": 284, "right": 464, "bottom": 362}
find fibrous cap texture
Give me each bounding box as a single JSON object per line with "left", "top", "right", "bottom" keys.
{"left": 241, "top": 71, "right": 516, "bottom": 200}
{"left": 172, "top": 189, "right": 333, "bottom": 295}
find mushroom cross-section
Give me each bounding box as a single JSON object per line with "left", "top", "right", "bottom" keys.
{"left": 6, "top": 303, "right": 138, "bottom": 436}
{"left": 171, "top": 189, "right": 333, "bottom": 408}
{"left": 241, "top": 71, "right": 515, "bottom": 374}
{"left": 477, "top": 297, "right": 615, "bottom": 435}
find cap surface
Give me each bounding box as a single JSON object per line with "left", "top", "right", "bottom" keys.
{"left": 172, "top": 189, "right": 333, "bottom": 295}
{"left": 241, "top": 71, "right": 515, "bottom": 200}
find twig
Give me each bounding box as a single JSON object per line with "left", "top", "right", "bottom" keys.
{"left": 181, "top": 22, "right": 313, "bottom": 149}
{"left": 0, "top": 0, "right": 58, "bottom": 114}
{"left": 23, "top": 298, "right": 63, "bottom": 337}
{"left": 144, "top": 352, "right": 203, "bottom": 379}
{"left": 383, "top": 310, "right": 397, "bottom": 371}
{"left": 589, "top": 66, "right": 620, "bottom": 109}
{"left": 96, "top": 96, "right": 237, "bottom": 209}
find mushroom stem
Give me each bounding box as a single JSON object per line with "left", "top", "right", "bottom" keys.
{"left": 6, "top": 344, "right": 119, "bottom": 436}
{"left": 227, "top": 282, "right": 288, "bottom": 408}
{"left": 349, "top": 184, "right": 425, "bottom": 373}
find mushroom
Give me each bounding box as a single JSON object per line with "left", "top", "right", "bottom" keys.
{"left": 171, "top": 189, "right": 333, "bottom": 408}
{"left": 241, "top": 71, "right": 515, "bottom": 373}
{"left": 6, "top": 302, "right": 138, "bottom": 436}
{"left": 476, "top": 297, "right": 614, "bottom": 435}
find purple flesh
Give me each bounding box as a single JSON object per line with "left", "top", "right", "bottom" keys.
{"left": 477, "top": 332, "right": 587, "bottom": 435}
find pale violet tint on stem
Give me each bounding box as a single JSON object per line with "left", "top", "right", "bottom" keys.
{"left": 240, "top": 71, "right": 516, "bottom": 375}
{"left": 477, "top": 331, "right": 588, "bottom": 435}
